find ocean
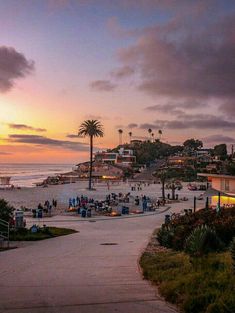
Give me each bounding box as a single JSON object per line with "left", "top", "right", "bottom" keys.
{"left": 0, "top": 163, "right": 73, "bottom": 187}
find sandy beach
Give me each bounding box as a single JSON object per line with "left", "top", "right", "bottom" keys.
{"left": 0, "top": 180, "right": 204, "bottom": 215}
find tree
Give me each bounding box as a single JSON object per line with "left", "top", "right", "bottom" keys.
{"left": 183, "top": 138, "right": 203, "bottom": 155}
{"left": 214, "top": 143, "right": 227, "bottom": 160}
{"left": 128, "top": 131, "right": 132, "bottom": 143}
{"left": 166, "top": 181, "right": 178, "bottom": 200}
{"left": 151, "top": 132, "right": 155, "bottom": 142}
{"left": 78, "top": 120, "right": 104, "bottom": 190}
{"left": 118, "top": 129, "right": 123, "bottom": 145}
{"left": 226, "top": 162, "right": 235, "bottom": 175}
{"left": 148, "top": 128, "right": 152, "bottom": 140}
{"left": 153, "top": 168, "right": 181, "bottom": 200}
{"left": 158, "top": 129, "right": 162, "bottom": 140}
{"left": 0, "top": 199, "right": 14, "bottom": 222}
{"left": 154, "top": 169, "right": 167, "bottom": 199}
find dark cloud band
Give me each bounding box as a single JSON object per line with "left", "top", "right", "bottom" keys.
{"left": 0, "top": 46, "right": 34, "bottom": 92}
{"left": 8, "top": 124, "right": 46, "bottom": 132}
{"left": 8, "top": 134, "right": 89, "bottom": 151}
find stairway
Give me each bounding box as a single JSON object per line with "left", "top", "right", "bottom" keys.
{"left": 0, "top": 219, "right": 9, "bottom": 249}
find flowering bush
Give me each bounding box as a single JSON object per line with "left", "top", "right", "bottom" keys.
{"left": 157, "top": 207, "right": 235, "bottom": 251}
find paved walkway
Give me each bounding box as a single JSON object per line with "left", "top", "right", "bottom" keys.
{"left": 0, "top": 212, "right": 178, "bottom": 313}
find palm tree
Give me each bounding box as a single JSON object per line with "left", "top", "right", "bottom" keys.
{"left": 154, "top": 168, "right": 179, "bottom": 200}
{"left": 78, "top": 120, "right": 104, "bottom": 190}
{"left": 154, "top": 169, "right": 167, "bottom": 200}
{"left": 151, "top": 132, "right": 155, "bottom": 142}
{"left": 118, "top": 129, "right": 123, "bottom": 145}
{"left": 158, "top": 129, "right": 162, "bottom": 140}
{"left": 148, "top": 128, "right": 152, "bottom": 141}
{"left": 128, "top": 131, "right": 132, "bottom": 143}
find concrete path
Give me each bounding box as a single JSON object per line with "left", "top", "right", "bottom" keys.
{"left": 0, "top": 212, "right": 178, "bottom": 313}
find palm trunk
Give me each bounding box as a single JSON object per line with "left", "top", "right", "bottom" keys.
{"left": 89, "top": 135, "right": 93, "bottom": 190}
{"left": 162, "top": 180, "right": 165, "bottom": 200}
{"left": 172, "top": 185, "right": 176, "bottom": 200}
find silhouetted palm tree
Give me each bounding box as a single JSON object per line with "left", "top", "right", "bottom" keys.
{"left": 151, "top": 132, "right": 155, "bottom": 142}
{"left": 118, "top": 129, "right": 123, "bottom": 145}
{"left": 78, "top": 120, "right": 104, "bottom": 190}
{"left": 153, "top": 169, "right": 167, "bottom": 200}
{"left": 128, "top": 131, "right": 132, "bottom": 143}
{"left": 148, "top": 128, "right": 152, "bottom": 141}
{"left": 158, "top": 129, "right": 162, "bottom": 140}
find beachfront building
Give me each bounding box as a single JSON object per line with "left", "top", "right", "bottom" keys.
{"left": 196, "top": 148, "right": 211, "bottom": 157}
{"left": 94, "top": 148, "right": 136, "bottom": 167}
{"left": 167, "top": 156, "right": 195, "bottom": 168}
{"left": 130, "top": 139, "right": 142, "bottom": 145}
{"left": 75, "top": 161, "right": 125, "bottom": 180}
{"left": 0, "top": 176, "right": 11, "bottom": 186}
{"left": 0, "top": 176, "right": 13, "bottom": 189}
{"left": 198, "top": 173, "right": 235, "bottom": 207}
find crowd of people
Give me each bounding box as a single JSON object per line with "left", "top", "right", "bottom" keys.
{"left": 32, "top": 199, "right": 58, "bottom": 218}
{"left": 66, "top": 191, "right": 167, "bottom": 218}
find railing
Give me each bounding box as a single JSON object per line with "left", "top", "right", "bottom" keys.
{"left": 0, "top": 218, "right": 9, "bottom": 248}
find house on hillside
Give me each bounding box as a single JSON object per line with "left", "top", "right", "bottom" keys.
{"left": 168, "top": 156, "right": 195, "bottom": 168}
{"left": 94, "top": 148, "right": 136, "bottom": 167}
{"left": 198, "top": 173, "right": 235, "bottom": 207}
{"left": 196, "top": 148, "right": 211, "bottom": 158}
{"left": 130, "top": 139, "right": 142, "bottom": 145}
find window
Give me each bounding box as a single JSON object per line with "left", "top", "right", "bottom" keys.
{"left": 221, "top": 179, "right": 230, "bottom": 191}
{"left": 225, "top": 179, "right": 230, "bottom": 191}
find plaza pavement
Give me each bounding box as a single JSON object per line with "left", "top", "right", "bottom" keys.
{"left": 0, "top": 184, "right": 203, "bottom": 313}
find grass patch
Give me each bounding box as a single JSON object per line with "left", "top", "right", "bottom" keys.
{"left": 10, "top": 226, "right": 77, "bottom": 241}
{"left": 140, "top": 243, "right": 235, "bottom": 312}
{"left": 0, "top": 246, "right": 17, "bottom": 252}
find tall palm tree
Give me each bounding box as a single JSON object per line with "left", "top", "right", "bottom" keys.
{"left": 148, "top": 128, "right": 152, "bottom": 141}
{"left": 151, "top": 132, "right": 155, "bottom": 142}
{"left": 78, "top": 120, "right": 104, "bottom": 190}
{"left": 158, "top": 129, "right": 162, "bottom": 140}
{"left": 128, "top": 131, "right": 132, "bottom": 143}
{"left": 118, "top": 129, "right": 123, "bottom": 145}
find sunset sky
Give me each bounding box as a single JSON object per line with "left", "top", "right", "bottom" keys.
{"left": 0, "top": 0, "right": 235, "bottom": 163}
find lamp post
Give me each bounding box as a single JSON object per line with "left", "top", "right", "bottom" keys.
{"left": 218, "top": 192, "right": 221, "bottom": 212}
{"left": 193, "top": 196, "right": 196, "bottom": 213}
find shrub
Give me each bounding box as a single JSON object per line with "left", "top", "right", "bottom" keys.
{"left": 157, "top": 208, "right": 235, "bottom": 251}
{"left": 0, "top": 198, "right": 14, "bottom": 222}
{"left": 157, "top": 227, "right": 175, "bottom": 248}
{"left": 230, "top": 237, "right": 235, "bottom": 273}
{"left": 184, "top": 292, "right": 217, "bottom": 313}
{"left": 140, "top": 248, "right": 235, "bottom": 313}
{"left": 185, "top": 225, "right": 223, "bottom": 257}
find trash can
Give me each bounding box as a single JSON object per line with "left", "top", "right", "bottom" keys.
{"left": 32, "top": 209, "right": 36, "bottom": 218}
{"left": 15, "top": 210, "right": 24, "bottom": 228}
{"left": 122, "top": 206, "right": 129, "bottom": 214}
{"left": 81, "top": 209, "right": 86, "bottom": 218}
{"left": 165, "top": 214, "right": 171, "bottom": 224}
{"left": 122, "top": 206, "right": 126, "bottom": 214}
{"left": 37, "top": 209, "right": 43, "bottom": 218}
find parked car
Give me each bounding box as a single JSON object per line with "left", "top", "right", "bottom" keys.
{"left": 197, "top": 194, "right": 204, "bottom": 200}
{"left": 188, "top": 184, "right": 197, "bottom": 191}
{"left": 198, "top": 184, "right": 207, "bottom": 191}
